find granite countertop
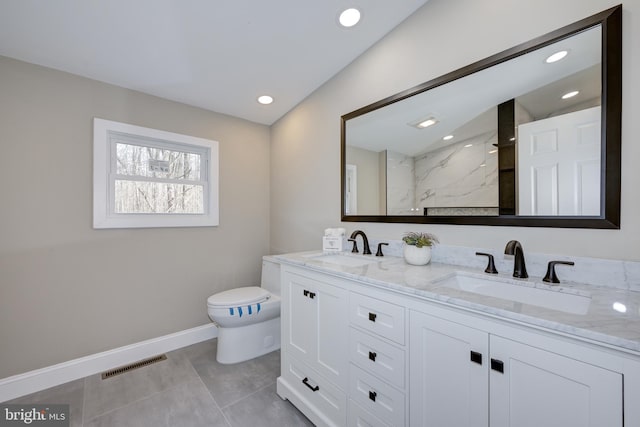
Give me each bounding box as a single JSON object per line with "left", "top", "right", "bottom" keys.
{"left": 270, "top": 251, "right": 640, "bottom": 355}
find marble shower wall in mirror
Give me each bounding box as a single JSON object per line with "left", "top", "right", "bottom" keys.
{"left": 387, "top": 128, "right": 499, "bottom": 216}
{"left": 386, "top": 150, "right": 414, "bottom": 215}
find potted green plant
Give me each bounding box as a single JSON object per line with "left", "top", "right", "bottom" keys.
{"left": 402, "top": 232, "right": 439, "bottom": 265}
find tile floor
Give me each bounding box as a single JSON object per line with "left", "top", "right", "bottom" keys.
{"left": 6, "top": 339, "right": 313, "bottom": 427}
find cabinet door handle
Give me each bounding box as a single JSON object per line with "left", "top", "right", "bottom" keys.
{"left": 491, "top": 358, "right": 504, "bottom": 373}
{"left": 470, "top": 351, "right": 483, "bottom": 365}
{"left": 308, "top": 291, "right": 316, "bottom": 299}
{"left": 368, "top": 312, "right": 377, "bottom": 322}
{"left": 302, "top": 377, "right": 319, "bottom": 392}
{"left": 369, "top": 390, "right": 377, "bottom": 402}
{"left": 303, "top": 290, "right": 309, "bottom": 297}
{"left": 369, "top": 351, "right": 377, "bottom": 362}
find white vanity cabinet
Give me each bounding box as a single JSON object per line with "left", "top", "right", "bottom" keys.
{"left": 409, "top": 309, "right": 623, "bottom": 427}
{"left": 277, "top": 261, "right": 639, "bottom": 427}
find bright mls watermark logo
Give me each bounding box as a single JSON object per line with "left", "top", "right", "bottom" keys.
{"left": 1, "top": 405, "right": 69, "bottom": 427}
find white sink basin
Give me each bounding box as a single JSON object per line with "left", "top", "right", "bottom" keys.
{"left": 304, "top": 253, "right": 380, "bottom": 267}
{"left": 435, "top": 272, "right": 591, "bottom": 315}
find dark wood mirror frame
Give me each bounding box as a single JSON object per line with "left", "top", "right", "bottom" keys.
{"left": 341, "top": 5, "right": 621, "bottom": 229}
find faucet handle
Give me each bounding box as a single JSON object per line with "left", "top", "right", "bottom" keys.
{"left": 376, "top": 243, "right": 389, "bottom": 257}
{"left": 543, "top": 260, "right": 575, "bottom": 284}
{"left": 348, "top": 238, "right": 359, "bottom": 253}
{"left": 476, "top": 252, "right": 498, "bottom": 274}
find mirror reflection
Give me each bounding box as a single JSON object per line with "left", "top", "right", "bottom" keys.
{"left": 344, "top": 25, "right": 601, "bottom": 217}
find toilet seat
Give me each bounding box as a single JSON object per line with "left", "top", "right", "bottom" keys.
{"left": 207, "top": 286, "right": 269, "bottom": 308}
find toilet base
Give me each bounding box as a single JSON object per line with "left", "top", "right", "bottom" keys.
{"left": 216, "top": 317, "right": 281, "bottom": 364}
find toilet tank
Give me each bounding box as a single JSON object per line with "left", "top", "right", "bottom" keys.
{"left": 260, "top": 257, "right": 281, "bottom": 296}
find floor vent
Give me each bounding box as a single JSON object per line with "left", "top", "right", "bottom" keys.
{"left": 101, "top": 354, "right": 167, "bottom": 380}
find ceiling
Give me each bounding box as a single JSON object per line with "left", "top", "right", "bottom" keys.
{"left": 0, "top": 0, "right": 429, "bottom": 125}
{"left": 346, "top": 24, "right": 602, "bottom": 157}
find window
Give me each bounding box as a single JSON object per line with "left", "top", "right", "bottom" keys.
{"left": 93, "top": 118, "right": 219, "bottom": 228}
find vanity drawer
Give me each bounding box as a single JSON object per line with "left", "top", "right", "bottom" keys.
{"left": 350, "top": 292, "right": 405, "bottom": 345}
{"left": 281, "top": 353, "right": 346, "bottom": 426}
{"left": 348, "top": 399, "right": 391, "bottom": 427}
{"left": 349, "top": 328, "right": 405, "bottom": 389}
{"left": 349, "top": 365, "right": 405, "bottom": 427}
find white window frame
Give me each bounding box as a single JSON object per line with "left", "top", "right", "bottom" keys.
{"left": 93, "top": 118, "right": 219, "bottom": 229}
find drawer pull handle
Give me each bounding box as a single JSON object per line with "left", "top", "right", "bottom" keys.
{"left": 491, "top": 358, "right": 504, "bottom": 373}
{"left": 302, "top": 377, "right": 319, "bottom": 392}
{"left": 308, "top": 291, "right": 316, "bottom": 299}
{"left": 368, "top": 312, "right": 377, "bottom": 322}
{"left": 369, "top": 351, "right": 377, "bottom": 362}
{"left": 303, "top": 290, "right": 309, "bottom": 297}
{"left": 369, "top": 390, "right": 377, "bottom": 402}
{"left": 470, "top": 351, "right": 483, "bottom": 365}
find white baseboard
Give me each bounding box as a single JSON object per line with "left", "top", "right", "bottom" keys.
{"left": 0, "top": 323, "right": 217, "bottom": 402}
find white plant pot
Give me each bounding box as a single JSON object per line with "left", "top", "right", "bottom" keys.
{"left": 403, "top": 245, "right": 432, "bottom": 266}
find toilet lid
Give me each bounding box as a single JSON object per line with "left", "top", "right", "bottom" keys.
{"left": 207, "top": 286, "right": 270, "bottom": 308}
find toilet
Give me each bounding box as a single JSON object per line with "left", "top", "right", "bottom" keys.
{"left": 207, "top": 258, "right": 281, "bottom": 364}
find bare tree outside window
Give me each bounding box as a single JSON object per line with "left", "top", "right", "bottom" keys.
{"left": 114, "top": 143, "right": 205, "bottom": 214}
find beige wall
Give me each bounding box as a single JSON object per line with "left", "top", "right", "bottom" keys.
{"left": 0, "top": 57, "right": 270, "bottom": 379}
{"left": 345, "top": 145, "right": 381, "bottom": 215}
{"left": 271, "top": 0, "right": 640, "bottom": 261}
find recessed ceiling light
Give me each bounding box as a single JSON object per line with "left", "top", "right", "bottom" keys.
{"left": 479, "top": 163, "right": 486, "bottom": 167}
{"left": 489, "top": 149, "right": 498, "bottom": 154}
{"left": 257, "top": 95, "right": 273, "bottom": 105}
{"left": 464, "top": 144, "right": 473, "bottom": 148}
{"left": 416, "top": 118, "right": 438, "bottom": 128}
{"left": 546, "top": 50, "right": 568, "bottom": 63}
{"left": 339, "top": 8, "right": 361, "bottom": 27}
{"left": 443, "top": 135, "right": 454, "bottom": 141}
{"left": 562, "top": 90, "right": 579, "bottom": 100}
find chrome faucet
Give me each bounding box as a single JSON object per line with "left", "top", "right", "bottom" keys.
{"left": 504, "top": 240, "right": 528, "bottom": 279}
{"left": 349, "top": 230, "right": 372, "bottom": 255}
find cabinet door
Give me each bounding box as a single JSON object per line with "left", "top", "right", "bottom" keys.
{"left": 316, "top": 278, "right": 349, "bottom": 389}
{"left": 284, "top": 272, "right": 317, "bottom": 366}
{"left": 489, "top": 335, "right": 623, "bottom": 427}
{"left": 409, "top": 310, "right": 489, "bottom": 427}
{"left": 282, "top": 270, "right": 348, "bottom": 389}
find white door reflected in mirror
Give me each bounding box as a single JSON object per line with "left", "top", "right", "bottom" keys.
{"left": 345, "top": 164, "right": 358, "bottom": 215}
{"left": 518, "top": 106, "right": 601, "bottom": 216}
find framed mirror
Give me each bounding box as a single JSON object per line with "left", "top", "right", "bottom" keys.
{"left": 341, "top": 5, "right": 621, "bottom": 228}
